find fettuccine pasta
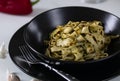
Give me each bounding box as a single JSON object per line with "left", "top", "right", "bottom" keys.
{"left": 45, "top": 21, "right": 119, "bottom": 62}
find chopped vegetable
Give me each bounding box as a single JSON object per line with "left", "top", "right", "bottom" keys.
{"left": 0, "top": 0, "right": 39, "bottom": 15}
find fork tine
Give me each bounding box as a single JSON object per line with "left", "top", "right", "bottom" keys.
{"left": 19, "top": 46, "right": 30, "bottom": 64}
{"left": 19, "top": 45, "right": 39, "bottom": 64}
{"left": 23, "top": 45, "right": 36, "bottom": 62}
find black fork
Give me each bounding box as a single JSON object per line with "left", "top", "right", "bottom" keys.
{"left": 19, "top": 45, "right": 80, "bottom": 81}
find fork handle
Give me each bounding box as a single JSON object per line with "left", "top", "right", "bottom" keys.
{"left": 40, "top": 62, "right": 80, "bottom": 81}
{"left": 51, "top": 67, "right": 80, "bottom": 81}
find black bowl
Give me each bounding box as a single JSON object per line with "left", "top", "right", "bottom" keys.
{"left": 24, "top": 6, "right": 120, "bottom": 73}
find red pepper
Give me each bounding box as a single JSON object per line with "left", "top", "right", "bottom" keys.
{"left": 0, "top": 0, "right": 39, "bottom": 15}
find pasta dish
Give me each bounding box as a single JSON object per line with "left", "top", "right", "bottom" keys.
{"left": 45, "top": 21, "right": 119, "bottom": 62}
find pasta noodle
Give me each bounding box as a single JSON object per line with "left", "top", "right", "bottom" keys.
{"left": 45, "top": 21, "right": 119, "bottom": 62}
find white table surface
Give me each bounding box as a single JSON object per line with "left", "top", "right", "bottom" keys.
{"left": 0, "top": 0, "right": 120, "bottom": 81}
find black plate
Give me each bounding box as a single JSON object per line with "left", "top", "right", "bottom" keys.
{"left": 25, "top": 6, "right": 120, "bottom": 58}
{"left": 9, "top": 24, "right": 120, "bottom": 81}
{"left": 23, "top": 7, "right": 120, "bottom": 80}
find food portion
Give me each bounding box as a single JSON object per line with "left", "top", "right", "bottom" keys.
{"left": 45, "top": 21, "right": 119, "bottom": 62}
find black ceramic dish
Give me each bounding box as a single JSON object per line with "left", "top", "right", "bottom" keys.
{"left": 9, "top": 23, "right": 120, "bottom": 81}
{"left": 24, "top": 6, "right": 120, "bottom": 63}
{"left": 23, "top": 6, "right": 120, "bottom": 80}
